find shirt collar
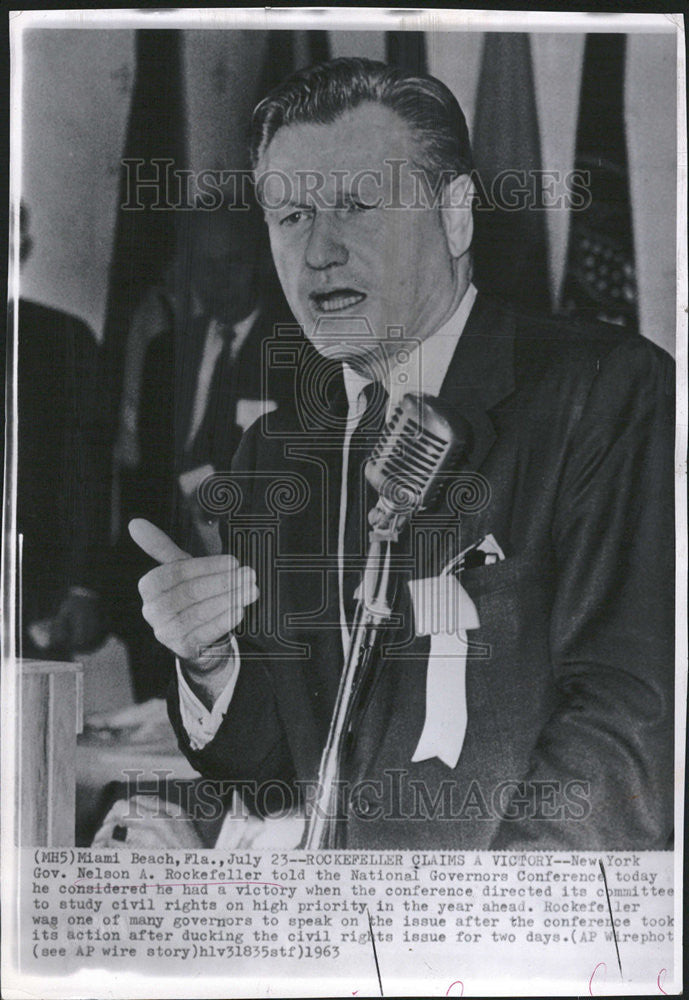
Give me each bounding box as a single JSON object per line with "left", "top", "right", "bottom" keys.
{"left": 232, "top": 305, "right": 260, "bottom": 350}
{"left": 202, "top": 305, "right": 260, "bottom": 353}
{"left": 342, "top": 282, "right": 477, "bottom": 415}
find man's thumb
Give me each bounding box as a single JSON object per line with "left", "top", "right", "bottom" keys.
{"left": 128, "top": 518, "right": 190, "bottom": 565}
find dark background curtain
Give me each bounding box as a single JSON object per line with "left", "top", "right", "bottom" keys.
{"left": 101, "top": 30, "right": 187, "bottom": 440}
{"left": 560, "top": 34, "right": 638, "bottom": 331}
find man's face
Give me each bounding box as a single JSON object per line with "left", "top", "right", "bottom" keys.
{"left": 258, "top": 102, "right": 459, "bottom": 370}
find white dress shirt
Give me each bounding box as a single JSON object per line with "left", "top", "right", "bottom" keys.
{"left": 177, "top": 283, "right": 478, "bottom": 748}
{"left": 185, "top": 307, "right": 260, "bottom": 452}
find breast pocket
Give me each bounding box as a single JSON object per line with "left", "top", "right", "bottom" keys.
{"left": 461, "top": 546, "right": 553, "bottom": 595}
{"left": 461, "top": 547, "right": 555, "bottom": 645}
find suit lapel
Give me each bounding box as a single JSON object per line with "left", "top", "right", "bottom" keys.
{"left": 349, "top": 297, "right": 517, "bottom": 779}
{"left": 437, "top": 293, "right": 516, "bottom": 471}
{"left": 257, "top": 300, "right": 517, "bottom": 782}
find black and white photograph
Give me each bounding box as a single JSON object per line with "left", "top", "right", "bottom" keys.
{"left": 2, "top": 8, "right": 685, "bottom": 998}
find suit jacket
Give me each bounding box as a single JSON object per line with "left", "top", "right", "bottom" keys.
{"left": 3, "top": 299, "right": 107, "bottom": 621}
{"left": 168, "top": 293, "right": 675, "bottom": 850}
{"left": 132, "top": 303, "right": 294, "bottom": 542}
{"left": 114, "top": 291, "right": 298, "bottom": 700}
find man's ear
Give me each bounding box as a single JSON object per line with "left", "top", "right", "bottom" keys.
{"left": 440, "top": 173, "right": 475, "bottom": 259}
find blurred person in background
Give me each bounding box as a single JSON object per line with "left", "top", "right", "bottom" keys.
{"left": 109, "top": 200, "right": 293, "bottom": 701}
{"left": 4, "top": 203, "right": 108, "bottom": 659}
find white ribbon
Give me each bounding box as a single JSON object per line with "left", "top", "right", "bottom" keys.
{"left": 408, "top": 572, "right": 480, "bottom": 769}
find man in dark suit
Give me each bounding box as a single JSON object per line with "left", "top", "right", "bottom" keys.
{"left": 131, "top": 58, "right": 674, "bottom": 850}
{"left": 112, "top": 206, "right": 293, "bottom": 699}
{"left": 4, "top": 204, "right": 108, "bottom": 659}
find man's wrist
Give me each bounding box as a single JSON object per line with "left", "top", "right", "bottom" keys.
{"left": 181, "top": 636, "right": 236, "bottom": 679}
{"left": 179, "top": 637, "right": 238, "bottom": 712}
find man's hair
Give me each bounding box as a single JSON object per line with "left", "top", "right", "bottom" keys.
{"left": 250, "top": 56, "right": 473, "bottom": 183}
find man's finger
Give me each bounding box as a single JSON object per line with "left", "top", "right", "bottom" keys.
{"left": 184, "top": 605, "right": 248, "bottom": 655}
{"left": 128, "top": 518, "right": 190, "bottom": 565}
{"left": 141, "top": 567, "right": 256, "bottom": 625}
{"left": 137, "top": 556, "right": 244, "bottom": 603}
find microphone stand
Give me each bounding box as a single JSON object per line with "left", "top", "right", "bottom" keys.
{"left": 302, "top": 392, "right": 467, "bottom": 848}
{"left": 304, "top": 508, "right": 406, "bottom": 849}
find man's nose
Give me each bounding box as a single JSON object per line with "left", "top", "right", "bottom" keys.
{"left": 305, "top": 211, "right": 349, "bottom": 270}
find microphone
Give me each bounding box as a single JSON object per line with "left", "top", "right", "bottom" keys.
{"left": 355, "top": 393, "right": 470, "bottom": 622}
{"left": 365, "top": 393, "right": 471, "bottom": 532}
{"left": 304, "top": 394, "right": 471, "bottom": 848}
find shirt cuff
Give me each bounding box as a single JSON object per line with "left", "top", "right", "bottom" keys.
{"left": 176, "top": 637, "right": 240, "bottom": 750}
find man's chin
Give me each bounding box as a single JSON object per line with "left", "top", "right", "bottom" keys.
{"left": 309, "top": 338, "right": 388, "bottom": 378}
{"left": 303, "top": 312, "right": 388, "bottom": 369}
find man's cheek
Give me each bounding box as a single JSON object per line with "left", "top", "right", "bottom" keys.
{"left": 272, "top": 254, "right": 297, "bottom": 298}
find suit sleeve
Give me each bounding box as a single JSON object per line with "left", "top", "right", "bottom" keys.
{"left": 166, "top": 418, "right": 297, "bottom": 791}
{"left": 491, "top": 336, "right": 675, "bottom": 850}
{"left": 167, "top": 654, "right": 296, "bottom": 789}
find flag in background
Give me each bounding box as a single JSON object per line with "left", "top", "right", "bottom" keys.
{"left": 386, "top": 31, "right": 427, "bottom": 75}
{"left": 101, "top": 29, "right": 187, "bottom": 436}
{"left": 560, "top": 34, "right": 638, "bottom": 331}
{"left": 255, "top": 29, "right": 330, "bottom": 104}
{"left": 307, "top": 30, "right": 330, "bottom": 67}
{"left": 471, "top": 33, "right": 551, "bottom": 311}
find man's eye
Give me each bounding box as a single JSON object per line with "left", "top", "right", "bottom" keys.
{"left": 344, "top": 200, "right": 375, "bottom": 214}
{"left": 279, "top": 210, "right": 312, "bottom": 227}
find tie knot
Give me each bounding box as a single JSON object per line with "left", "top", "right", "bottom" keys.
{"left": 358, "top": 380, "right": 389, "bottom": 432}
{"left": 214, "top": 318, "right": 236, "bottom": 345}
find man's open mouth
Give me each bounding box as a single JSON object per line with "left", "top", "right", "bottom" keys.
{"left": 310, "top": 289, "right": 367, "bottom": 313}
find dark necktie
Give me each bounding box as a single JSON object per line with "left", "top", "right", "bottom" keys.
{"left": 342, "top": 380, "right": 389, "bottom": 625}
{"left": 185, "top": 319, "right": 236, "bottom": 470}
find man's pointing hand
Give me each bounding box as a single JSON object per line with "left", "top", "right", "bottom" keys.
{"left": 129, "top": 518, "right": 258, "bottom": 666}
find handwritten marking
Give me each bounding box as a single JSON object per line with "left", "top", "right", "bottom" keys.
{"left": 598, "top": 860, "right": 623, "bottom": 976}
{"left": 73, "top": 879, "right": 286, "bottom": 890}
{"left": 657, "top": 968, "right": 668, "bottom": 995}
{"left": 445, "top": 980, "right": 465, "bottom": 996}
{"left": 589, "top": 961, "right": 607, "bottom": 995}
{"left": 367, "top": 907, "right": 384, "bottom": 997}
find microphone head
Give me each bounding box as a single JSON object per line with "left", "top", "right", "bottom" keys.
{"left": 365, "top": 393, "right": 470, "bottom": 518}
